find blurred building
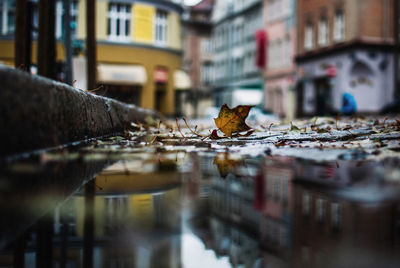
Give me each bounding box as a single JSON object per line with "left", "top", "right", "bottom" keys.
{"left": 263, "top": 0, "right": 297, "bottom": 119}
{"left": 260, "top": 156, "right": 295, "bottom": 260}
{"left": 211, "top": 0, "right": 264, "bottom": 108}
{"left": 182, "top": 0, "right": 214, "bottom": 118}
{"left": 293, "top": 185, "right": 400, "bottom": 267}
{"left": 296, "top": 0, "right": 397, "bottom": 116}
{"left": 0, "top": 0, "right": 190, "bottom": 116}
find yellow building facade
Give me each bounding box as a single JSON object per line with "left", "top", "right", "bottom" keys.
{"left": 0, "top": 0, "right": 189, "bottom": 116}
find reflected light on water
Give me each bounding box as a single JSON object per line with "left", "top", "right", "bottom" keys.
{"left": 182, "top": 233, "right": 231, "bottom": 268}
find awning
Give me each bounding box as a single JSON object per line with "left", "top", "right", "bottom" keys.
{"left": 174, "top": 70, "right": 191, "bottom": 90}
{"left": 97, "top": 63, "right": 147, "bottom": 85}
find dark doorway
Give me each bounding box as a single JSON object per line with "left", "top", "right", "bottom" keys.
{"left": 175, "top": 90, "right": 186, "bottom": 117}
{"left": 296, "top": 82, "right": 304, "bottom": 117}
{"left": 155, "top": 83, "right": 167, "bottom": 113}
{"left": 315, "top": 78, "right": 332, "bottom": 116}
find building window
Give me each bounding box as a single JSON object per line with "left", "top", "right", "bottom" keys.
{"left": 334, "top": 10, "right": 345, "bottom": 41}
{"left": 277, "top": 39, "right": 282, "bottom": 68}
{"left": 155, "top": 10, "right": 167, "bottom": 46}
{"left": 55, "top": 1, "right": 78, "bottom": 39}
{"left": 318, "top": 17, "right": 328, "bottom": 46}
{"left": 304, "top": 22, "right": 313, "bottom": 50}
{"left": 107, "top": 3, "right": 131, "bottom": 42}
{"left": 70, "top": 1, "right": 78, "bottom": 38}
{"left": 202, "top": 38, "right": 211, "bottom": 53}
{"left": 202, "top": 63, "right": 212, "bottom": 85}
{"left": 284, "top": 36, "right": 291, "bottom": 66}
{"left": 1, "top": 0, "right": 15, "bottom": 35}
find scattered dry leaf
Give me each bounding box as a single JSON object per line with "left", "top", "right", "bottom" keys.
{"left": 214, "top": 104, "right": 254, "bottom": 137}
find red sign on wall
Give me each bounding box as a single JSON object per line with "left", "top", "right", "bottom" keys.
{"left": 155, "top": 68, "right": 168, "bottom": 83}
{"left": 255, "top": 30, "right": 268, "bottom": 69}
{"left": 326, "top": 65, "right": 337, "bottom": 78}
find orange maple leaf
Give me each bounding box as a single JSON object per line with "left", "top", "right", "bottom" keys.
{"left": 214, "top": 104, "right": 254, "bottom": 137}
{"left": 213, "top": 152, "right": 242, "bottom": 178}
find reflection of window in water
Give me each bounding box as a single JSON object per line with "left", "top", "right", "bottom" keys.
{"left": 302, "top": 246, "right": 311, "bottom": 264}
{"left": 266, "top": 174, "right": 273, "bottom": 199}
{"left": 302, "top": 191, "right": 311, "bottom": 217}
{"left": 273, "top": 176, "right": 280, "bottom": 202}
{"left": 281, "top": 227, "right": 289, "bottom": 248}
{"left": 265, "top": 219, "right": 271, "bottom": 241}
{"left": 231, "top": 195, "right": 241, "bottom": 215}
{"left": 54, "top": 199, "right": 77, "bottom": 236}
{"left": 331, "top": 202, "right": 341, "bottom": 231}
{"left": 272, "top": 225, "right": 279, "bottom": 245}
{"left": 106, "top": 257, "right": 135, "bottom": 267}
{"left": 105, "top": 196, "right": 128, "bottom": 234}
{"left": 316, "top": 198, "right": 325, "bottom": 223}
{"left": 231, "top": 229, "right": 241, "bottom": 246}
{"left": 282, "top": 177, "right": 288, "bottom": 207}
{"left": 153, "top": 194, "right": 164, "bottom": 227}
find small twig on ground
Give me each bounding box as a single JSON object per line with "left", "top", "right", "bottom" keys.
{"left": 176, "top": 118, "right": 186, "bottom": 139}
{"left": 182, "top": 118, "right": 207, "bottom": 137}
{"left": 87, "top": 84, "right": 104, "bottom": 92}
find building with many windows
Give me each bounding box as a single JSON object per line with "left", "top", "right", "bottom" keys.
{"left": 296, "top": 0, "right": 397, "bottom": 116}
{"left": 0, "top": 0, "right": 190, "bottom": 116}
{"left": 211, "top": 0, "right": 264, "bottom": 108}
{"left": 182, "top": 0, "right": 214, "bottom": 117}
{"left": 263, "top": 0, "right": 297, "bottom": 119}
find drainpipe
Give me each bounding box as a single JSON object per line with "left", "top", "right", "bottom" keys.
{"left": 38, "top": 0, "right": 56, "bottom": 79}
{"left": 394, "top": 0, "right": 399, "bottom": 100}
{"left": 14, "top": 0, "right": 32, "bottom": 72}
{"left": 63, "top": 0, "right": 73, "bottom": 85}
{"left": 86, "top": 0, "right": 96, "bottom": 91}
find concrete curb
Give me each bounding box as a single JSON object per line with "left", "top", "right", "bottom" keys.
{"left": 0, "top": 67, "right": 163, "bottom": 157}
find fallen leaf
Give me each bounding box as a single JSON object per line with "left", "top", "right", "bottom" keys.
{"left": 213, "top": 152, "right": 241, "bottom": 178}
{"left": 214, "top": 104, "right": 254, "bottom": 137}
{"left": 209, "top": 129, "right": 224, "bottom": 140}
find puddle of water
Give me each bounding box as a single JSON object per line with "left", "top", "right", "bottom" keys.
{"left": 1, "top": 142, "right": 400, "bottom": 268}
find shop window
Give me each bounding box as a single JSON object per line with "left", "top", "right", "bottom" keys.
{"left": 0, "top": 0, "right": 15, "bottom": 35}
{"left": 155, "top": 10, "right": 167, "bottom": 46}
{"left": 334, "top": 10, "right": 345, "bottom": 41}
{"left": 107, "top": 3, "right": 131, "bottom": 42}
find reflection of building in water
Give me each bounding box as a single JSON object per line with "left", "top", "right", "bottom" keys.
{"left": 14, "top": 162, "right": 183, "bottom": 268}
{"left": 294, "top": 185, "right": 400, "bottom": 267}
{"left": 204, "top": 155, "right": 264, "bottom": 266}
{"left": 260, "top": 156, "right": 295, "bottom": 262}
{"left": 210, "top": 164, "right": 261, "bottom": 232}
{"left": 209, "top": 216, "right": 262, "bottom": 267}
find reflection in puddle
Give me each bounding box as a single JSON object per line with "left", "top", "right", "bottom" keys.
{"left": 1, "top": 153, "right": 400, "bottom": 267}
{"left": 182, "top": 233, "right": 231, "bottom": 268}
